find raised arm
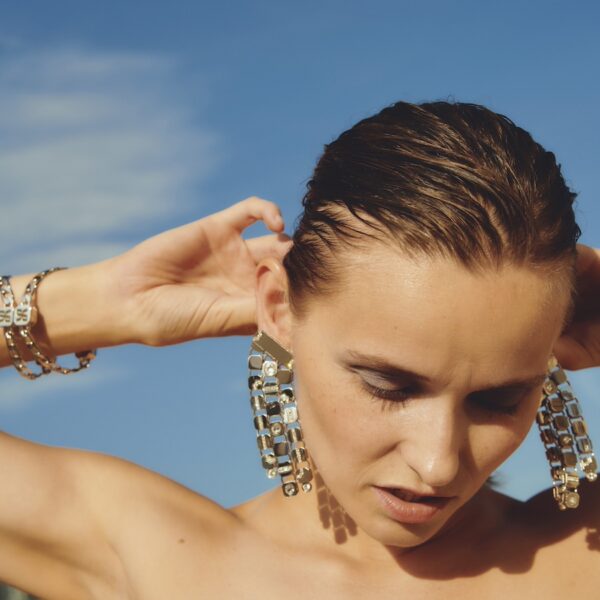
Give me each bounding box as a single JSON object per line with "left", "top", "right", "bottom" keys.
{"left": 0, "top": 197, "right": 291, "bottom": 599}
{"left": 0, "top": 259, "right": 131, "bottom": 369}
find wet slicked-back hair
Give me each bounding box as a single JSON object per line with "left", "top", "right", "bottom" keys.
{"left": 282, "top": 100, "right": 581, "bottom": 325}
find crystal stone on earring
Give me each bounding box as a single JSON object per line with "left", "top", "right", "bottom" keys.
{"left": 564, "top": 491, "right": 580, "bottom": 509}
{"left": 270, "top": 421, "right": 285, "bottom": 436}
{"left": 558, "top": 434, "right": 573, "bottom": 448}
{"left": 302, "top": 483, "right": 312, "bottom": 493}
{"left": 283, "top": 481, "right": 299, "bottom": 496}
{"left": 282, "top": 405, "right": 298, "bottom": 424}
{"left": 280, "top": 389, "right": 294, "bottom": 403}
{"left": 262, "top": 360, "right": 278, "bottom": 377}
{"left": 267, "top": 468, "right": 278, "bottom": 479}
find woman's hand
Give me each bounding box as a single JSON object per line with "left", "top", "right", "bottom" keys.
{"left": 108, "top": 197, "right": 293, "bottom": 345}
{"left": 552, "top": 243, "right": 600, "bottom": 370}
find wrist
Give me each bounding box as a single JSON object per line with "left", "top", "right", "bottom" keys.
{"left": 8, "top": 258, "right": 137, "bottom": 360}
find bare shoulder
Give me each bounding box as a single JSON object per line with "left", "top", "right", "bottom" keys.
{"left": 521, "top": 478, "right": 600, "bottom": 567}
{"left": 69, "top": 448, "right": 241, "bottom": 592}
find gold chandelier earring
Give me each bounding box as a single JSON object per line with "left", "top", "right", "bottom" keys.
{"left": 247, "top": 330, "right": 314, "bottom": 497}
{"left": 536, "top": 355, "right": 597, "bottom": 510}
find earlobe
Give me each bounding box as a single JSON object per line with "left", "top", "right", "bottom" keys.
{"left": 255, "top": 257, "right": 293, "bottom": 349}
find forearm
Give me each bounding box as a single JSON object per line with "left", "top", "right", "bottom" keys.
{"left": 0, "top": 258, "right": 135, "bottom": 369}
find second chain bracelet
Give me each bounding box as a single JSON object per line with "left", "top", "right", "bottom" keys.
{"left": 0, "top": 268, "right": 97, "bottom": 380}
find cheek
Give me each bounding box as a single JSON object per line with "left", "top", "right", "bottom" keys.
{"left": 470, "top": 413, "right": 538, "bottom": 476}
{"left": 471, "top": 388, "right": 543, "bottom": 470}
{"left": 294, "top": 361, "right": 382, "bottom": 472}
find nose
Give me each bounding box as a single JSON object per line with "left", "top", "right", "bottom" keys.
{"left": 401, "top": 401, "right": 464, "bottom": 490}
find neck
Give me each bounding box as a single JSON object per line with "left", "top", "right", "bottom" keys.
{"left": 271, "top": 465, "right": 509, "bottom": 578}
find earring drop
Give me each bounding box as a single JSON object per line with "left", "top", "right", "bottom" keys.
{"left": 537, "top": 355, "right": 597, "bottom": 510}
{"left": 247, "top": 330, "right": 314, "bottom": 497}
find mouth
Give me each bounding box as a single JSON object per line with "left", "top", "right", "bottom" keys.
{"left": 386, "top": 488, "right": 451, "bottom": 505}
{"left": 372, "top": 486, "right": 454, "bottom": 524}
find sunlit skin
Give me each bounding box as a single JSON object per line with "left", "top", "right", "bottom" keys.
{"left": 254, "top": 241, "right": 572, "bottom": 574}
{"left": 4, "top": 196, "right": 600, "bottom": 599}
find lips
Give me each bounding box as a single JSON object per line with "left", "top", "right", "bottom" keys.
{"left": 387, "top": 488, "right": 449, "bottom": 505}
{"left": 388, "top": 488, "right": 424, "bottom": 502}
{"left": 373, "top": 486, "right": 452, "bottom": 524}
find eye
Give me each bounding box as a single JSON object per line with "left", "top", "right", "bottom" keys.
{"left": 475, "top": 398, "right": 521, "bottom": 416}
{"left": 470, "top": 391, "right": 525, "bottom": 416}
{"left": 361, "top": 378, "right": 524, "bottom": 416}
{"left": 360, "top": 380, "right": 415, "bottom": 407}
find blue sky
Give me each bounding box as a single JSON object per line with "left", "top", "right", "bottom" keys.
{"left": 0, "top": 1, "right": 599, "bottom": 508}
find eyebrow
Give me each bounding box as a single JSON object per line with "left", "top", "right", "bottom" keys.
{"left": 342, "top": 350, "right": 547, "bottom": 392}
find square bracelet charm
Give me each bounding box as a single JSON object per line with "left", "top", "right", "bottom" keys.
{"left": 0, "top": 307, "right": 14, "bottom": 326}
{"left": 13, "top": 304, "right": 38, "bottom": 327}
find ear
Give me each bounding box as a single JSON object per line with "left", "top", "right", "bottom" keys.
{"left": 255, "top": 257, "right": 293, "bottom": 350}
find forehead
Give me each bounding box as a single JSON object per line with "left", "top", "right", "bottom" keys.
{"left": 301, "top": 245, "right": 569, "bottom": 379}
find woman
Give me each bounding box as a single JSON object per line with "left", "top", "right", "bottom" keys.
{"left": 1, "top": 100, "right": 599, "bottom": 599}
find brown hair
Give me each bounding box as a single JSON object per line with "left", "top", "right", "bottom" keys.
{"left": 282, "top": 100, "right": 581, "bottom": 326}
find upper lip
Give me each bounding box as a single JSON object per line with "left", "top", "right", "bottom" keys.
{"left": 376, "top": 485, "right": 454, "bottom": 499}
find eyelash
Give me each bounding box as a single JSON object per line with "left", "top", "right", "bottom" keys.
{"left": 361, "top": 381, "right": 521, "bottom": 415}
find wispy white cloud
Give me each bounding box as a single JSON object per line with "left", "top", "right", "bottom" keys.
{"left": 0, "top": 46, "right": 221, "bottom": 273}
{"left": 0, "top": 363, "right": 128, "bottom": 412}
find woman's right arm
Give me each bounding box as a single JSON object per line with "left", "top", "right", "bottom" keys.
{"left": 0, "top": 197, "right": 291, "bottom": 599}
{"left": 0, "top": 259, "right": 137, "bottom": 599}
{"left": 0, "top": 258, "right": 133, "bottom": 369}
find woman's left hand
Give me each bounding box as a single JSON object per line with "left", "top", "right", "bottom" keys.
{"left": 107, "top": 196, "right": 293, "bottom": 345}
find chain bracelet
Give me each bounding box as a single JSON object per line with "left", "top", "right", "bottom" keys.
{"left": 0, "top": 269, "right": 97, "bottom": 379}
{"left": 0, "top": 275, "right": 50, "bottom": 379}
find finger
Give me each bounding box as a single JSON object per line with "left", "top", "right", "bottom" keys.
{"left": 575, "top": 244, "right": 597, "bottom": 273}
{"left": 246, "top": 233, "right": 293, "bottom": 263}
{"left": 221, "top": 196, "right": 284, "bottom": 234}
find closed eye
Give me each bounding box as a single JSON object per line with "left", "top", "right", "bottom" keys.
{"left": 360, "top": 377, "right": 527, "bottom": 415}
{"left": 361, "top": 380, "right": 414, "bottom": 402}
